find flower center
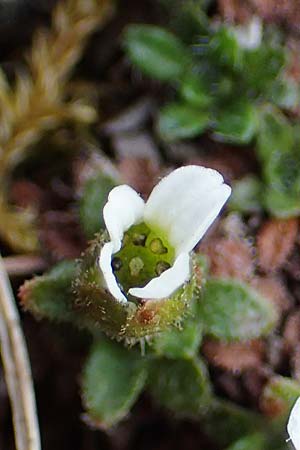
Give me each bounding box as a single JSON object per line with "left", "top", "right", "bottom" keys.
{"left": 112, "top": 222, "right": 175, "bottom": 298}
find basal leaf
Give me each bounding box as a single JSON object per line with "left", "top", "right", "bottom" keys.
{"left": 151, "top": 317, "right": 203, "bottom": 359}
{"left": 148, "top": 356, "right": 211, "bottom": 417}
{"left": 19, "top": 260, "right": 77, "bottom": 323}
{"left": 82, "top": 338, "right": 147, "bottom": 428}
{"left": 157, "top": 102, "right": 210, "bottom": 141}
{"left": 79, "top": 173, "right": 116, "bottom": 239}
{"left": 197, "top": 278, "right": 276, "bottom": 341}
{"left": 124, "top": 25, "right": 190, "bottom": 81}
{"left": 213, "top": 100, "right": 257, "bottom": 144}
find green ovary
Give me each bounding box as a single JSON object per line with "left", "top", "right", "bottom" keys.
{"left": 112, "top": 222, "right": 175, "bottom": 298}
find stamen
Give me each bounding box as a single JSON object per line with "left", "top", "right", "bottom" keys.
{"left": 132, "top": 233, "right": 147, "bottom": 246}
{"left": 150, "top": 238, "right": 167, "bottom": 254}
{"left": 155, "top": 261, "right": 171, "bottom": 275}
{"left": 129, "top": 257, "right": 144, "bottom": 277}
{"left": 112, "top": 257, "right": 122, "bottom": 271}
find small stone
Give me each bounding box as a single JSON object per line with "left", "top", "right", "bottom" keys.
{"left": 150, "top": 238, "right": 167, "bottom": 254}
{"left": 129, "top": 257, "right": 144, "bottom": 277}
{"left": 155, "top": 261, "right": 170, "bottom": 275}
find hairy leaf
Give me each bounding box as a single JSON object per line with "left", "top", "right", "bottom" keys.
{"left": 197, "top": 278, "right": 276, "bottom": 341}
{"left": 124, "top": 25, "right": 190, "bottom": 81}
{"left": 213, "top": 100, "right": 257, "bottom": 144}
{"left": 151, "top": 317, "right": 203, "bottom": 359}
{"left": 148, "top": 356, "right": 211, "bottom": 416}
{"left": 157, "top": 103, "right": 210, "bottom": 141}
{"left": 19, "top": 260, "right": 77, "bottom": 323}
{"left": 79, "top": 173, "right": 116, "bottom": 239}
{"left": 229, "top": 176, "right": 263, "bottom": 214}
{"left": 82, "top": 338, "right": 147, "bottom": 428}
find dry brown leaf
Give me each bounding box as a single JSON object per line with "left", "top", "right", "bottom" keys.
{"left": 251, "top": 275, "right": 293, "bottom": 317}
{"left": 257, "top": 218, "right": 298, "bottom": 273}
{"left": 202, "top": 338, "right": 265, "bottom": 372}
{"left": 283, "top": 310, "right": 300, "bottom": 351}
{"left": 189, "top": 146, "right": 256, "bottom": 182}
{"left": 249, "top": 0, "right": 300, "bottom": 29}
{"left": 291, "top": 343, "right": 300, "bottom": 382}
{"left": 39, "top": 211, "right": 85, "bottom": 260}
{"left": 218, "top": 0, "right": 253, "bottom": 22}
{"left": 10, "top": 180, "right": 45, "bottom": 210}
{"left": 118, "top": 157, "right": 160, "bottom": 199}
{"left": 199, "top": 237, "right": 255, "bottom": 282}
{"left": 215, "top": 373, "right": 246, "bottom": 403}
{"left": 242, "top": 367, "right": 271, "bottom": 408}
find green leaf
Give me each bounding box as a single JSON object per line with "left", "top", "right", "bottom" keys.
{"left": 261, "top": 376, "right": 300, "bottom": 419}
{"left": 82, "top": 338, "right": 147, "bottom": 428}
{"left": 19, "top": 260, "right": 77, "bottom": 323}
{"left": 180, "top": 72, "right": 213, "bottom": 108}
{"left": 166, "top": 1, "right": 209, "bottom": 44}
{"left": 229, "top": 176, "right": 263, "bottom": 214}
{"left": 157, "top": 103, "right": 210, "bottom": 141}
{"left": 267, "top": 78, "right": 300, "bottom": 110}
{"left": 263, "top": 152, "right": 300, "bottom": 216}
{"left": 124, "top": 25, "right": 190, "bottom": 81}
{"left": 257, "top": 109, "right": 300, "bottom": 217}
{"left": 209, "top": 26, "right": 243, "bottom": 69}
{"left": 151, "top": 316, "right": 203, "bottom": 359}
{"left": 197, "top": 278, "right": 276, "bottom": 341}
{"left": 225, "top": 433, "right": 267, "bottom": 450}
{"left": 148, "top": 356, "right": 211, "bottom": 417}
{"left": 243, "top": 45, "right": 285, "bottom": 92}
{"left": 263, "top": 188, "right": 300, "bottom": 218}
{"left": 257, "top": 108, "right": 294, "bottom": 163}
{"left": 202, "top": 399, "right": 266, "bottom": 446}
{"left": 79, "top": 173, "right": 116, "bottom": 239}
{"left": 213, "top": 100, "right": 257, "bottom": 144}
{"left": 263, "top": 144, "right": 299, "bottom": 187}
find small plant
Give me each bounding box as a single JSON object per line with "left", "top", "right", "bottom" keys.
{"left": 124, "top": 19, "right": 293, "bottom": 144}
{"left": 19, "top": 164, "right": 292, "bottom": 449}
{"left": 123, "top": 13, "right": 300, "bottom": 219}
{"left": 7, "top": 3, "right": 300, "bottom": 448}
{"left": 21, "top": 165, "right": 231, "bottom": 341}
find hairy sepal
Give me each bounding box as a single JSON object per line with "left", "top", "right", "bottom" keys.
{"left": 73, "top": 233, "right": 202, "bottom": 342}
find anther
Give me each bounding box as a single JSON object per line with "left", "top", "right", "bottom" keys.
{"left": 150, "top": 238, "right": 167, "bottom": 254}
{"left": 155, "top": 261, "right": 171, "bottom": 275}
{"left": 129, "top": 257, "right": 144, "bottom": 277}
{"left": 132, "top": 233, "right": 147, "bottom": 246}
{"left": 112, "top": 257, "right": 122, "bottom": 271}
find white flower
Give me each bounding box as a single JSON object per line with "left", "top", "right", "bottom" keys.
{"left": 288, "top": 397, "right": 300, "bottom": 450}
{"left": 99, "top": 165, "right": 231, "bottom": 303}
{"left": 233, "top": 17, "right": 262, "bottom": 50}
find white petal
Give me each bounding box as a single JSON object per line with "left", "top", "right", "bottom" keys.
{"left": 103, "top": 185, "right": 145, "bottom": 252}
{"left": 233, "top": 17, "right": 262, "bottom": 49}
{"left": 144, "top": 165, "right": 231, "bottom": 255}
{"left": 99, "top": 242, "right": 127, "bottom": 303}
{"left": 288, "top": 397, "right": 300, "bottom": 450}
{"left": 128, "top": 252, "right": 190, "bottom": 299}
